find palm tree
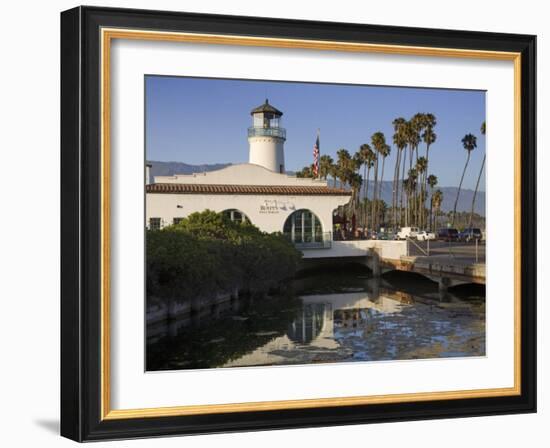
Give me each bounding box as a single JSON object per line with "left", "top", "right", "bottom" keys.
{"left": 469, "top": 121, "right": 486, "bottom": 228}
{"left": 411, "top": 113, "right": 425, "bottom": 166}
{"left": 370, "top": 132, "right": 388, "bottom": 231}
{"left": 392, "top": 117, "right": 407, "bottom": 230}
{"left": 404, "top": 119, "right": 420, "bottom": 226}
{"left": 432, "top": 189, "right": 443, "bottom": 230}
{"left": 403, "top": 170, "right": 416, "bottom": 227}
{"left": 421, "top": 113, "right": 437, "bottom": 225}
{"left": 427, "top": 174, "right": 438, "bottom": 230}
{"left": 296, "top": 165, "right": 314, "bottom": 178}
{"left": 415, "top": 156, "right": 428, "bottom": 227}
{"left": 328, "top": 163, "right": 339, "bottom": 188}
{"left": 377, "top": 140, "right": 391, "bottom": 230}
{"left": 357, "top": 144, "right": 373, "bottom": 199}
{"left": 319, "top": 154, "right": 333, "bottom": 180}
{"left": 336, "top": 148, "right": 353, "bottom": 188}
{"left": 452, "top": 133, "right": 478, "bottom": 226}
{"left": 349, "top": 172, "right": 363, "bottom": 214}
{"left": 357, "top": 144, "right": 375, "bottom": 229}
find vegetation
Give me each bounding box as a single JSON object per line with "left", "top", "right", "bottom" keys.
{"left": 146, "top": 210, "right": 302, "bottom": 302}
{"left": 452, "top": 133, "right": 478, "bottom": 226}
{"left": 295, "top": 114, "right": 486, "bottom": 233}
{"left": 469, "top": 121, "right": 486, "bottom": 228}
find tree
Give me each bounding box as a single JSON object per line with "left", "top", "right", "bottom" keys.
{"left": 370, "top": 132, "right": 389, "bottom": 231}
{"left": 392, "top": 117, "right": 407, "bottom": 229}
{"left": 296, "top": 165, "right": 314, "bottom": 178}
{"left": 319, "top": 154, "right": 334, "bottom": 180}
{"left": 336, "top": 148, "right": 354, "bottom": 187}
{"left": 427, "top": 174, "right": 438, "bottom": 230}
{"left": 421, "top": 113, "right": 437, "bottom": 226}
{"left": 377, "top": 140, "right": 391, "bottom": 230}
{"left": 348, "top": 172, "right": 363, "bottom": 216}
{"left": 452, "top": 133, "right": 478, "bottom": 226}
{"left": 328, "top": 163, "right": 339, "bottom": 188}
{"left": 431, "top": 189, "right": 443, "bottom": 230}
{"left": 404, "top": 119, "right": 420, "bottom": 226}
{"left": 415, "top": 156, "right": 428, "bottom": 227}
{"left": 469, "top": 121, "right": 486, "bottom": 228}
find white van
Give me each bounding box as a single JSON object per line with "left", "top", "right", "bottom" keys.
{"left": 396, "top": 227, "right": 419, "bottom": 240}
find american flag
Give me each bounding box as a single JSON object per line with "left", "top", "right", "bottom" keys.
{"left": 312, "top": 132, "right": 320, "bottom": 177}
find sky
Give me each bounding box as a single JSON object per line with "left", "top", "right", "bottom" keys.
{"left": 145, "top": 76, "right": 486, "bottom": 190}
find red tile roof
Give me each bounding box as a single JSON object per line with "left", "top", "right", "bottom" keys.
{"left": 146, "top": 183, "right": 351, "bottom": 196}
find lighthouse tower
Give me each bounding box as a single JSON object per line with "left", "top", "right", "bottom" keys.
{"left": 248, "top": 99, "right": 286, "bottom": 173}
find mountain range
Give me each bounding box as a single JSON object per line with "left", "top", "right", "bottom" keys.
{"left": 147, "top": 161, "right": 485, "bottom": 215}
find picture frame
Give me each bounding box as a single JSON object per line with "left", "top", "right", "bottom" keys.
{"left": 60, "top": 5, "right": 536, "bottom": 442}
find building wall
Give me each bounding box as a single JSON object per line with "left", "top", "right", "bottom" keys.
{"left": 146, "top": 192, "right": 350, "bottom": 234}
{"left": 154, "top": 163, "right": 328, "bottom": 187}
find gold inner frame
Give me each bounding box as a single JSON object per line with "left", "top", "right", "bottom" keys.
{"left": 100, "top": 28, "right": 522, "bottom": 420}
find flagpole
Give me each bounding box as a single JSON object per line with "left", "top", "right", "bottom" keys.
{"left": 317, "top": 128, "right": 320, "bottom": 179}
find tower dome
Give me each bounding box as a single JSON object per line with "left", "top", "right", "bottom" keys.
{"left": 248, "top": 99, "right": 286, "bottom": 173}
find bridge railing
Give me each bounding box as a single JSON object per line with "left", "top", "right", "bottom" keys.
{"left": 294, "top": 232, "right": 332, "bottom": 250}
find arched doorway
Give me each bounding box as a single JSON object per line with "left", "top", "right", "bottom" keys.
{"left": 283, "top": 209, "right": 323, "bottom": 246}
{"left": 222, "top": 209, "right": 250, "bottom": 224}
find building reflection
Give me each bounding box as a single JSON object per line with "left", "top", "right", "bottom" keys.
{"left": 147, "top": 275, "right": 483, "bottom": 371}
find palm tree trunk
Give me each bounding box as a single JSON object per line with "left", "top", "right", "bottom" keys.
{"left": 365, "top": 167, "right": 371, "bottom": 230}
{"left": 371, "top": 157, "right": 379, "bottom": 231}
{"left": 423, "top": 144, "right": 430, "bottom": 229}
{"left": 379, "top": 156, "right": 386, "bottom": 229}
{"left": 452, "top": 152, "right": 471, "bottom": 226}
{"left": 399, "top": 147, "right": 407, "bottom": 227}
{"left": 428, "top": 188, "right": 434, "bottom": 232}
{"left": 363, "top": 164, "right": 367, "bottom": 199}
{"left": 408, "top": 147, "right": 413, "bottom": 226}
{"left": 391, "top": 151, "right": 397, "bottom": 230}
{"left": 392, "top": 149, "right": 402, "bottom": 231}
{"left": 468, "top": 154, "right": 486, "bottom": 228}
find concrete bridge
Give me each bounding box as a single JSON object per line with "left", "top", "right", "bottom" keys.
{"left": 300, "top": 240, "right": 485, "bottom": 291}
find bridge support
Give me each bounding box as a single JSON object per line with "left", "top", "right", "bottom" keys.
{"left": 438, "top": 276, "right": 452, "bottom": 293}
{"left": 366, "top": 249, "right": 381, "bottom": 278}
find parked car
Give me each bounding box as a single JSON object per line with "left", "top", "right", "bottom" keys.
{"left": 437, "top": 228, "right": 459, "bottom": 242}
{"left": 458, "top": 227, "right": 482, "bottom": 242}
{"left": 416, "top": 230, "right": 436, "bottom": 241}
{"left": 396, "top": 227, "right": 419, "bottom": 240}
{"left": 376, "top": 232, "right": 392, "bottom": 240}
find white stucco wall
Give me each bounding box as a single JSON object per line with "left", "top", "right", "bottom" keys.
{"left": 153, "top": 163, "right": 330, "bottom": 187}
{"left": 301, "top": 240, "right": 408, "bottom": 260}
{"left": 146, "top": 192, "right": 350, "bottom": 234}
{"left": 248, "top": 136, "right": 285, "bottom": 173}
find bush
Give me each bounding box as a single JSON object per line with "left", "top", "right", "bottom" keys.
{"left": 146, "top": 210, "right": 302, "bottom": 301}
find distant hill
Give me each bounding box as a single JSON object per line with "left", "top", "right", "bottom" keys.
{"left": 147, "top": 161, "right": 485, "bottom": 215}
{"left": 148, "top": 161, "right": 231, "bottom": 177}
{"left": 356, "top": 181, "right": 485, "bottom": 216}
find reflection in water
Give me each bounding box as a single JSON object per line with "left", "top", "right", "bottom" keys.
{"left": 146, "top": 271, "right": 485, "bottom": 371}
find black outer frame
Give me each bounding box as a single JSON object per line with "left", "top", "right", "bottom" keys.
{"left": 60, "top": 6, "right": 536, "bottom": 442}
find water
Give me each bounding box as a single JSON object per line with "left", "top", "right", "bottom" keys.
{"left": 146, "top": 269, "right": 485, "bottom": 371}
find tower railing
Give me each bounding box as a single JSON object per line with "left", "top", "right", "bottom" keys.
{"left": 247, "top": 126, "right": 286, "bottom": 139}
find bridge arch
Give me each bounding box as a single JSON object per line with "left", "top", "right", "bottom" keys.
{"left": 283, "top": 209, "right": 323, "bottom": 244}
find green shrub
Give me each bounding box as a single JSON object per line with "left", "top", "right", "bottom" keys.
{"left": 146, "top": 210, "right": 302, "bottom": 301}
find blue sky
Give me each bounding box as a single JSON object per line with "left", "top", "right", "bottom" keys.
{"left": 145, "top": 76, "right": 486, "bottom": 190}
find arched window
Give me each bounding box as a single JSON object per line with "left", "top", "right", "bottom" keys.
{"left": 283, "top": 209, "right": 323, "bottom": 244}
{"left": 222, "top": 209, "right": 250, "bottom": 224}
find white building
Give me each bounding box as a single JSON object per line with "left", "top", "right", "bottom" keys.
{"left": 146, "top": 99, "right": 351, "bottom": 247}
